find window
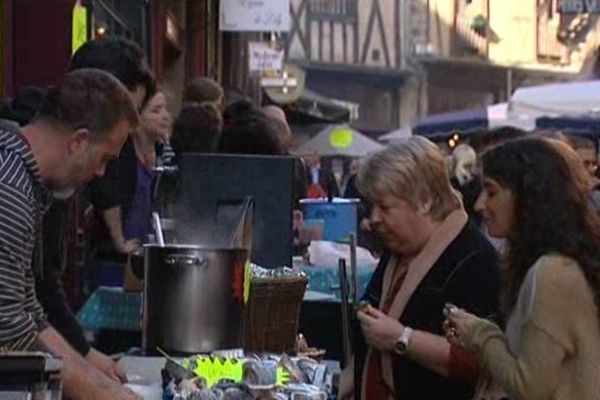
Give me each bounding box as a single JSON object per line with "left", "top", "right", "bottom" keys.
{"left": 307, "top": 0, "right": 358, "bottom": 22}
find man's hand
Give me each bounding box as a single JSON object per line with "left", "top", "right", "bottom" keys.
{"left": 357, "top": 306, "right": 404, "bottom": 352}
{"left": 86, "top": 348, "right": 127, "bottom": 383}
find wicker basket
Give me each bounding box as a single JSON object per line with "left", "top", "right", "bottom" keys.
{"left": 243, "top": 275, "right": 308, "bottom": 354}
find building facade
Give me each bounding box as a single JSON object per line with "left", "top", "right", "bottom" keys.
{"left": 286, "top": 0, "right": 410, "bottom": 133}
{"left": 287, "top": 0, "right": 600, "bottom": 132}
{"left": 0, "top": 0, "right": 262, "bottom": 114}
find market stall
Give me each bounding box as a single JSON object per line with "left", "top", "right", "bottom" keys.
{"left": 75, "top": 152, "right": 376, "bottom": 399}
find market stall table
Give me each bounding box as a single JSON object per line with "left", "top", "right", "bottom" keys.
{"left": 118, "top": 356, "right": 341, "bottom": 399}
{"left": 77, "top": 264, "right": 375, "bottom": 359}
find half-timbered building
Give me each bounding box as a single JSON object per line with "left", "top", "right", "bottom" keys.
{"left": 287, "top": 0, "right": 600, "bottom": 132}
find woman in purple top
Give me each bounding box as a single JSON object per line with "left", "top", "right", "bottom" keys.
{"left": 91, "top": 91, "right": 171, "bottom": 287}
{"left": 122, "top": 91, "right": 172, "bottom": 243}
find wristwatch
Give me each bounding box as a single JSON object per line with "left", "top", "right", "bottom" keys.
{"left": 394, "top": 327, "right": 413, "bottom": 356}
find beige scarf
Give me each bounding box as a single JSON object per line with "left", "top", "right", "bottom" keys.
{"left": 361, "top": 209, "right": 468, "bottom": 399}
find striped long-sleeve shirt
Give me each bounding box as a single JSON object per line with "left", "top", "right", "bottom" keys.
{"left": 0, "top": 130, "right": 49, "bottom": 350}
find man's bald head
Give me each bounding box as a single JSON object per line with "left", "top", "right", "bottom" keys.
{"left": 262, "top": 105, "right": 292, "bottom": 153}
{"left": 262, "top": 105, "right": 287, "bottom": 123}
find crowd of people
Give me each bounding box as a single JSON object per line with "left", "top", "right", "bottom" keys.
{"left": 1, "top": 34, "right": 600, "bottom": 400}
{"left": 338, "top": 131, "right": 600, "bottom": 400}
{"left": 0, "top": 35, "right": 367, "bottom": 400}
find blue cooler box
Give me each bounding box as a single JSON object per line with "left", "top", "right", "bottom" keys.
{"left": 300, "top": 198, "right": 360, "bottom": 242}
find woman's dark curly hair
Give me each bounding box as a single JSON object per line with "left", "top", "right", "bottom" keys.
{"left": 481, "top": 137, "right": 600, "bottom": 315}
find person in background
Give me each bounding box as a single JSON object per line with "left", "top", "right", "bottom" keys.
{"left": 125, "top": 90, "right": 171, "bottom": 240}
{"left": 262, "top": 104, "right": 307, "bottom": 207}
{"left": 183, "top": 76, "right": 224, "bottom": 110}
{"left": 571, "top": 136, "right": 599, "bottom": 183}
{"left": 341, "top": 137, "right": 500, "bottom": 400}
{"left": 342, "top": 159, "right": 362, "bottom": 199}
{"left": 567, "top": 135, "right": 600, "bottom": 211}
{"left": 343, "top": 158, "right": 381, "bottom": 254}
{"left": 218, "top": 103, "right": 283, "bottom": 155}
{"left": 70, "top": 38, "right": 155, "bottom": 293}
{"left": 171, "top": 103, "right": 223, "bottom": 154}
{"left": 450, "top": 144, "right": 482, "bottom": 226}
{"left": 263, "top": 105, "right": 293, "bottom": 153}
{"left": 90, "top": 90, "right": 170, "bottom": 287}
{"left": 70, "top": 37, "right": 156, "bottom": 261}
{"left": 446, "top": 138, "right": 600, "bottom": 400}
{"left": 304, "top": 153, "right": 339, "bottom": 199}
{"left": 0, "top": 86, "right": 48, "bottom": 130}
{"left": 222, "top": 99, "right": 259, "bottom": 126}
{"left": 0, "top": 69, "right": 140, "bottom": 400}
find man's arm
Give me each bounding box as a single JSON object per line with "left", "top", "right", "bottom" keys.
{"left": 39, "top": 202, "right": 126, "bottom": 382}
{"left": 0, "top": 183, "right": 44, "bottom": 350}
{"left": 38, "top": 327, "right": 139, "bottom": 400}
{"left": 39, "top": 201, "right": 91, "bottom": 355}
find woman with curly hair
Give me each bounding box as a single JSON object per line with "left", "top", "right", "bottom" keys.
{"left": 445, "top": 137, "right": 600, "bottom": 400}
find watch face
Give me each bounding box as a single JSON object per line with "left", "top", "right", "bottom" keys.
{"left": 394, "top": 340, "right": 407, "bottom": 355}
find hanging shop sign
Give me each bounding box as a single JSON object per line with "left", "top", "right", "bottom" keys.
{"left": 557, "top": 0, "right": 600, "bottom": 13}
{"left": 262, "top": 63, "right": 305, "bottom": 104}
{"left": 72, "top": 2, "right": 88, "bottom": 54}
{"left": 248, "top": 41, "right": 285, "bottom": 73}
{"left": 219, "top": 0, "right": 290, "bottom": 32}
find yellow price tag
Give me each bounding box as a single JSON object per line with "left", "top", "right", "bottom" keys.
{"left": 329, "top": 127, "right": 354, "bottom": 149}
{"left": 189, "top": 356, "right": 291, "bottom": 387}
{"left": 72, "top": 3, "right": 88, "bottom": 55}
{"left": 193, "top": 357, "right": 243, "bottom": 387}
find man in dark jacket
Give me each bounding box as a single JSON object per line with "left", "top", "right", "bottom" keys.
{"left": 304, "top": 153, "right": 339, "bottom": 199}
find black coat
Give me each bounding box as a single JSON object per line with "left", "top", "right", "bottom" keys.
{"left": 36, "top": 200, "right": 90, "bottom": 355}
{"left": 305, "top": 165, "right": 339, "bottom": 198}
{"left": 354, "top": 222, "right": 500, "bottom": 400}
{"left": 87, "top": 136, "right": 158, "bottom": 262}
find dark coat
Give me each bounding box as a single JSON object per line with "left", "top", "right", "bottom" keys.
{"left": 36, "top": 199, "right": 90, "bottom": 355}
{"left": 87, "top": 136, "right": 161, "bottom": 262}
{"left": 354, "top": 222, "right": 500, "bottom": 400}
{"left": 305, "top": 165, "right": 339, "bottom": 198}
{"left": 88, "top": 135, "right": 138, "bottom": 222}
{"left": 451, "top": 176, "right": 483, "bottom": 227}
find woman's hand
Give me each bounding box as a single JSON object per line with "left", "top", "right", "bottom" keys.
{"left": 339, "top": 362, "right": 355, "bottom": 400}
{"left": 357, "top": 306, "right": 403, "bottom": 352}
{"left": 443, "top": 305, "right": 481, "bottom": 352}
{"left": 114, "top": 238, "right": 140, "bottom": 255}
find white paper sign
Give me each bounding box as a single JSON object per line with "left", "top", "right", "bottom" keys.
{"left": 248, "top": 42, "right": 284, "bottom": 72}
{"left": 220, "top": 0, "right": 290, "bottom": 32}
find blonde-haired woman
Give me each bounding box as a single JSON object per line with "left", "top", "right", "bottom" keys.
{"left": 451, "top": 143, "right": 482, "bottom": 226}
{"left": 340, "top": 136, "right": 500, "bottom": 400}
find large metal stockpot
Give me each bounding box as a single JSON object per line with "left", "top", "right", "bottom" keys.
{"left": 142, "top": 244, "right": 248, "bottom": 354}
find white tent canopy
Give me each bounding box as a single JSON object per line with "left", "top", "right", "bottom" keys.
{"left": 508, "top": 80, "right": 600, "bottom": 123}
{"left": 487, "top": 102, "right": 535, "bottom": 130}
{"left": 378, "top": 127, "right": 412, "bottom": 142}
{"left": 292, "top": 125, "right": 384, "bottom": 157}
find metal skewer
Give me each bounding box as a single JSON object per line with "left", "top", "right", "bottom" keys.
{"left": 338, "top": 258, "right": 352, "bottom": 368}
{"left": 349, "top": 233, "right": 358, "bottom": 309}
{"left": 152, "top": 212, "right": 165, "bottom": 246}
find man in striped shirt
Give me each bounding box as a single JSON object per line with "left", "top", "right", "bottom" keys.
{"left": 0, "top": 69, "right": 140, "bottom": 399}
